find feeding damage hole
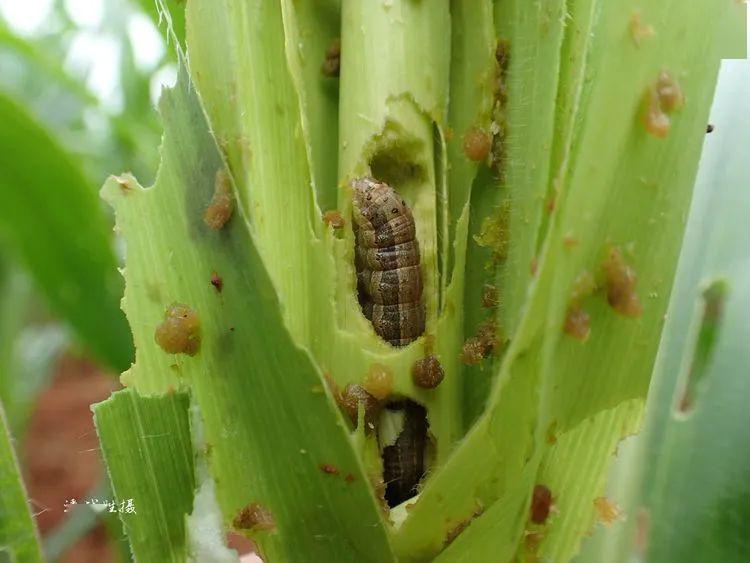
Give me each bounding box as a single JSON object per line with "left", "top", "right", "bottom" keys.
{"left": 674, "top": 279, "right": 728, "bottom": 414}
{"left": 368, "top": 137, "right": 427, "bottom": 190}
{"left": 380, "top": 400, "right": 430, "bottom": 508}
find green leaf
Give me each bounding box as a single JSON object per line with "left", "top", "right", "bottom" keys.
{"left": 0, "top": 401, "right": 43, "bottom": 562}
{"left": 279, "top": 0, "right": 341, "bottom": 213}
{"left": 101, "top": 58, "right": 394, "bottom": 561}
{"left": 93, "top": 390, "right": 195, "bottom": 561}
{"left": 0, "top": 92, "right": 132, "bottom": 371}
{"left": 184, "top": 0, "right": 463, "bottom": 469}
{"left": 392, "top": 0, "right": 739, "bottom": 558}
{"left": 578, "top": 57, "right": 750, "bottom": 563}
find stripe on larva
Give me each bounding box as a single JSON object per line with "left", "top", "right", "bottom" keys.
{"left": 351, "top": 178, "right": 425, "bottom": 346}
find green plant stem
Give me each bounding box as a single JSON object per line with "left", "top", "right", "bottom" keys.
{"left": 337, "top": 0, "right": 464, "bottom": 463}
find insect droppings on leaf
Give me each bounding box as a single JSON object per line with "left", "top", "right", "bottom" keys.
{"left": 154, "top": 303, "right": 201, "bottom": 356}
{"left": 362, "top": 364, "right": 394, "bottom": 400}
{"left": 339, "top": 383, "right": 381, "bottom": 428}
{"left": 460, "top": 337, "right": 485, "bottom": 366}
{"left": 656, "top": 70, "right": 685, "bottom": 113}
{"left": 491, "top": 39, "right": 510, "bottom": 177}
{"left": 629, "top": 11, "right": 654, "bottom": 47}
{"left": 460, "top": 317, "right": 502, "bottom": 364}
{"left": 546, "top": 421, "right": 558, "bottom": 445}
{"left": 642, "top": 86, "right": 671, "bottom": 138}
{"left": 210, "top": 272, "right": 223, "bottom": 293}
{"left": 473, "top": 202, "right": 511, "bottom": 265}
{"left": 462, "top": 126, "right": 493, "bottom": 162}
{"left": 321, "top": 38, "right": 341, "bottom": 77}
{"left": 323, "top": 210, "right": 346, "bottom": 229}
{"left": 495, "top": 38, "right": 511, "bottom": 72}
{"left": 320, "top": 463, "right": 340, "bottom": 476}
{"left": 602, "top": 246, "right": 643, "bottom": 317}
{"left": 564, "top": 306, "right": 591, "bottom": 341}
{"left": 530, "top": 484, "right": 553, "bottom": 524}
{"left": 706, "top": 123, "right": 714, "bottom": 133}
{"left": 412, "top": 355, "right": 445, "bottom": 389}
{"left": 563, "top": 271, "right": 596, "bottom": 341}
{"left": 571, "top": 271, "right": 597, "bottom": 302}
{"left": 481, "top": 284, "right": 498, "bottom": 308}
{"left": 478, "top": 318, "right": 502, "bottom": 355}
{"left": 233, "top": 502, "right": 276, "bottom": 531}
{"left": 203, "top": 169, "right": 234, "bottom": 230}
{"left": 594, "top": 496, "right": 623, "bottom": 526}
{"left": 642, "top": 70, "right": 684, "bottom": 138}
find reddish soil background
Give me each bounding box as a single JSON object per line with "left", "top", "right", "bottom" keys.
{"left": 19, "top": 353, "right": 256, "bottom": 562}
{"left": 22, "top": 354, "right": 119, "bottom": 562}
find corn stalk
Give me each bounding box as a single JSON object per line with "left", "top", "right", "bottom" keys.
{"left": 88, "top": 0, "right": 745, "bottom": 561}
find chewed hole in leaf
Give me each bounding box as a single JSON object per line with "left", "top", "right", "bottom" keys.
{"left": 380, "top": 400, "right": 430, "bottom": 508}
{"left": 368, "top": 125, "right": 427, "bottom": 191}
{"left": 674, "top": 279, "right": 729, "bottom": 415}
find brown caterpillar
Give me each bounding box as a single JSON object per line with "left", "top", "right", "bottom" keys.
{"left": 382, "top": 401, "right": 428, "bottom": 507}
{"left": 351, "top": 178, "right": 425, "bottom": 346}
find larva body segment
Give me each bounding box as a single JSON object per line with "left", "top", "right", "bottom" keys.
{"left": 382, "top": 401, "right": 428, "bottom": 507}
{"left": 352, "top": 178, "right": 425, "bottom": 346}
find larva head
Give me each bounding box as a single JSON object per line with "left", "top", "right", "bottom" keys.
{"left": 351, "top": 177, "right": 411, "bottom": 231}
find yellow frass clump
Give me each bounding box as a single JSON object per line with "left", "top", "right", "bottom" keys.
{"left": 154, "top": 303, "right": 201, "bottom": 356}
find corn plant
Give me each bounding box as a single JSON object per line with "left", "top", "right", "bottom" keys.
{"left": 1, "top": 0, "right": 747, "bottom": 562}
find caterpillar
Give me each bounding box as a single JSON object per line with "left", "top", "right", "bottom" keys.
{"left": 381, "top": 401, "right": 428, "bottom": 507}
{"left": 351, "top": 178, "right": 425, "bottom": 346}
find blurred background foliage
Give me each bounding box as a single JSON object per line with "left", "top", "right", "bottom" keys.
{"left": 0, "top": 1, "right": 181, "bottom": 560}
{"left": 0, "top": 0, "right": 180, "bottom": 429}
